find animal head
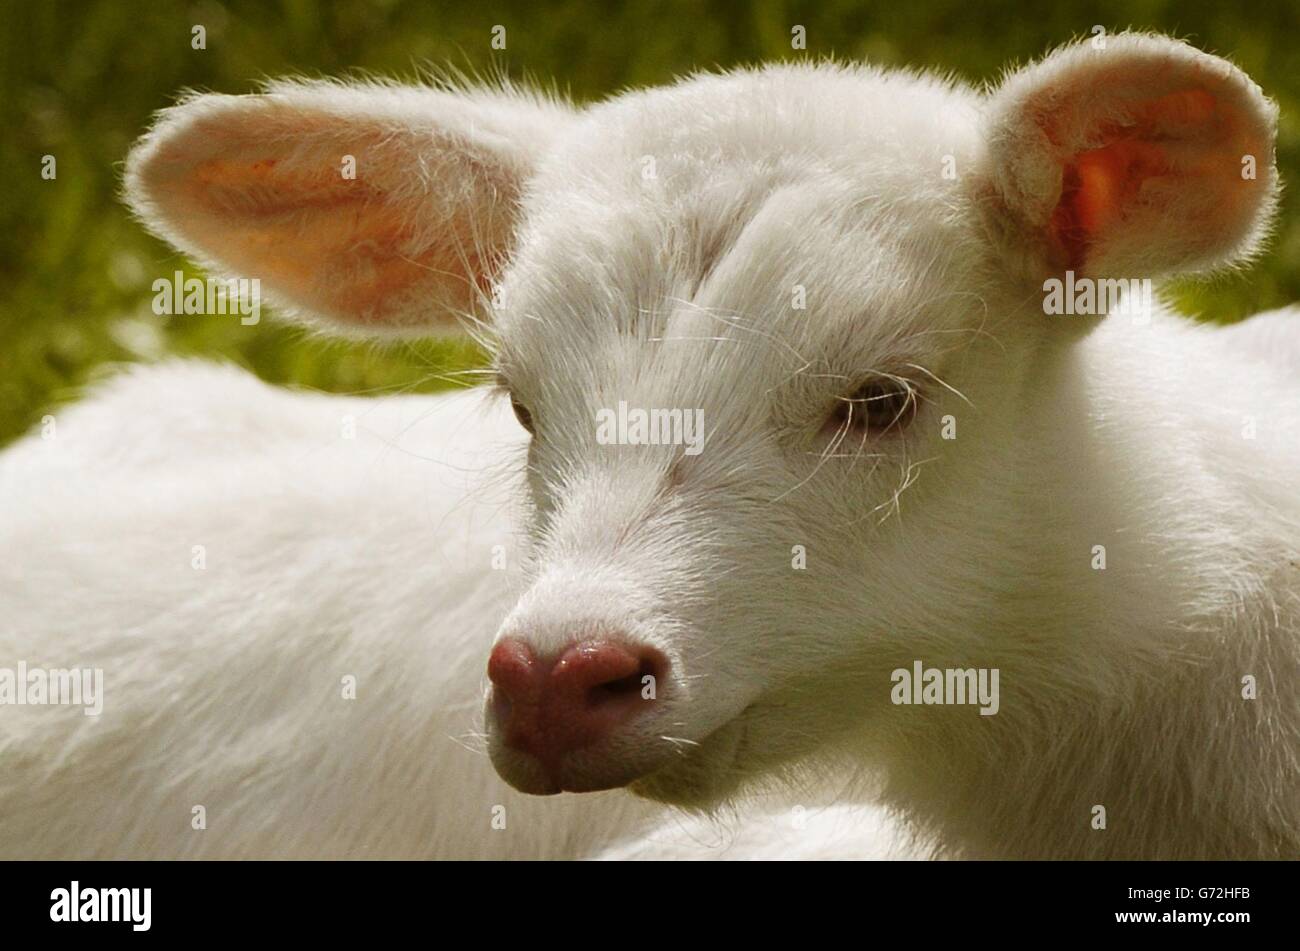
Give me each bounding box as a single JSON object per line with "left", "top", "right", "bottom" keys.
{"left": 127, "top": 33, "right": 1277, "bottom": 805}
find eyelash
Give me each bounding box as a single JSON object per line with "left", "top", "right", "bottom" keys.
{"left": 510, "top": 393, "right": 534, "bottom": 433}
{"left": 499, "top": 378, "right": 919, "bottom": 441}
{"left": 493, "top": 374, "right": 536, "bottom": 434}
{"left": 824, "top": 378, "right": 918, "bottom": 436}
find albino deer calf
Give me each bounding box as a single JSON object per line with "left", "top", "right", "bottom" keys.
{"left": 1, "top": 33, "right": 1296, "bottom": 859}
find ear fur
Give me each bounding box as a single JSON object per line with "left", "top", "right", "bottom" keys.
{"left": 979, "top": 33, "right": 1278, "bottom": 281}
{"left": 125, "top": 79, "right": 574, "bottom": 335}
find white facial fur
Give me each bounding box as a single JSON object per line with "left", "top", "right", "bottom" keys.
{"left": 486, "top": 65, "right": 996, "bottom": 799}
{"left": 481, "top": 37, "right": 1283, "bottom": 808}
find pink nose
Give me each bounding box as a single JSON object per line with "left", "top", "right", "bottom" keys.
{"left": 488, "top": 637, "right": 664, "bottom": 773}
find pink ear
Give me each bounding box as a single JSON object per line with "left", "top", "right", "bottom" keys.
{"left": 126, "top": 82, "right": 572, "bottom": 335}
{"left": 983, "top": 34, "right": 1278, "bottom": 279}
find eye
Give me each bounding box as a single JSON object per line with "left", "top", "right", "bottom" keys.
{"left": 510, "top": 395, "right": 535, "bottom": 434}
{"left": 825, "top": 378, "right": 917, "bottom": 437}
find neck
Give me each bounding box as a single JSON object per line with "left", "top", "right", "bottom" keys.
{"left": 875, "top": 310, "right": 1300, "bottom": 858}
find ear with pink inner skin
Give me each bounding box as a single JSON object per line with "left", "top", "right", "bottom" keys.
{"left": 979, "top": 34, "right": 1278, "bottom": 281}
{"left": 125, "top": 80, "right": 573, "bottom": 335}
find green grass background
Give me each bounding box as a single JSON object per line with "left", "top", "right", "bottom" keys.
{"left": 3, "top": 0, "right": 1298, "bottom": 446}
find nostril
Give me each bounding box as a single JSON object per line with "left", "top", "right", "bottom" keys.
{"left": 488, "top": 639, "right": 540, "bottom": 706}
{"left": 589, "top": 670, "right": 642, "bottom": 703}
{"left": 585, "top": 651, "right": 666, "bottom": 710}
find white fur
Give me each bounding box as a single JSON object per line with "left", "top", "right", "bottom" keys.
{"left": 2, "top": 34, "right": 1296, "bottom": 859}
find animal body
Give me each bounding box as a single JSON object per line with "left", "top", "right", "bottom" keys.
{"left": 1, "top": 33, "right": 1296, "bottom": 859}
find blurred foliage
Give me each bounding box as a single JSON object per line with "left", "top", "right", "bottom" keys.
{"left": 2, "top": 0, "right": 1299, "bottom": 445}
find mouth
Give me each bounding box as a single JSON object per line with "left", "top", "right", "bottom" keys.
{"left": 494, "top": 749, "right": 667, "bottom": 796}
{"left": 489, "top": 707, "right": 754, "bottom": 803}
